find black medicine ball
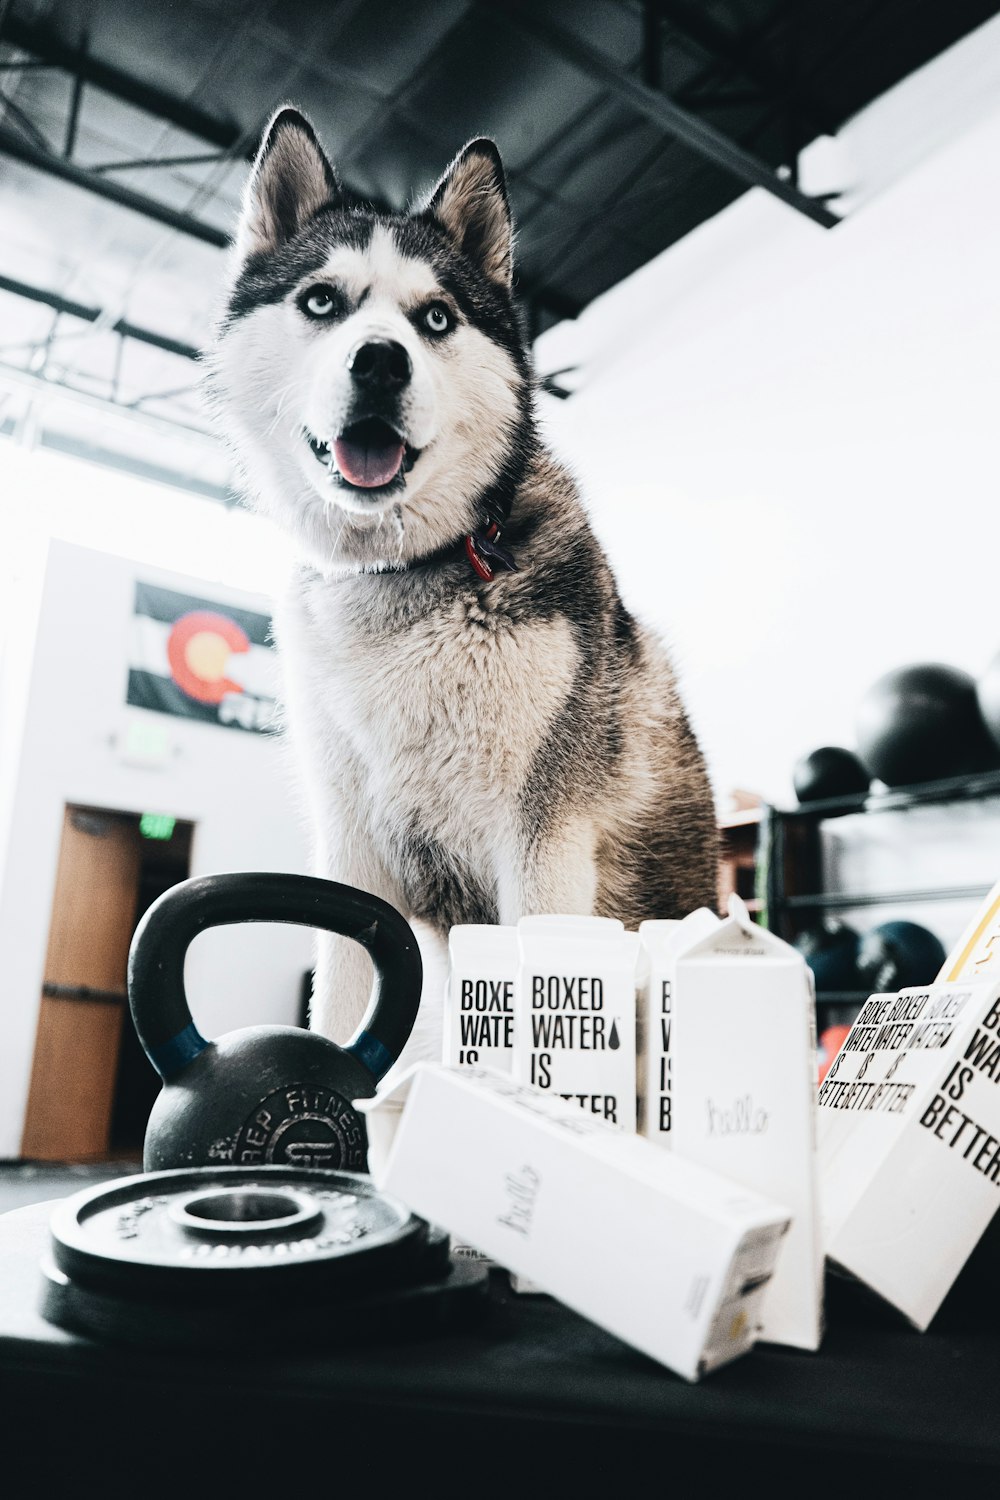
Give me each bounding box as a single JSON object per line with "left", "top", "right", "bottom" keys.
{"left": 856, "top": 663, "right": 1000, "bottom": 787}
{"left": 793, "top": 747, "right": 870, "bottom": 804}
{"left": 794, "top": 920, "right": 862, "bottom": 993}
{"left": 856, "top": 920, "right": 946, "bottom": 993}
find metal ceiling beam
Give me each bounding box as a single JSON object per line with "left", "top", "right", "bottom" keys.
{"left": 0, "top": 272, "right": 200, "bottom": 360}
{"left": 484, "top": 1, "right": 839, "bottom": 229}
{"left": 0, "top": 25, "right": 576, "bottom": 326}
{"left": 0, "top": 360, "right": 218, "bottom": 449}
{"left": 0, "top": 13, "right": 403, "bottom": 217}
{"left": 0, "top": 120, "right": 576, "bottom": 325}
{"left": 0, "top": 126, "right": 231, "bottom": 247}
{"left": 649, "top": 0, "right": 838, "bottom": 140}
{"left": 0, "top": 13, "right": 243, "bottom": 152}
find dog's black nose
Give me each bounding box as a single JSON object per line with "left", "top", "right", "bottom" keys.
{"left": 347, "top": 339, "right": 411, "bottom": 391}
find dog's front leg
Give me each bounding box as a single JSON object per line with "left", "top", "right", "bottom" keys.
{"left": 497, "top": 819, "right": 599, "bottom": 922}
{"left": 309, "top": 831, "right": 410, "bottom": 1045}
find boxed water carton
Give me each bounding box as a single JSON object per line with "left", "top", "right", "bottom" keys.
{"left": 444, "top": 925, "right": 518, "bottom": 1072}
{"left": 518, "top": 914, "right": 625, "bottom": 936}
{"left": 360, "top": 1064, "right": 792, "bottom": 1381}
{"left": 638, "top": 910, "right": 721, "bottom": 1146}
{"left": 818, "top": 973, "right": 1000, "bottom": 1328}
{"left": 514, "top": 918, "right": 638, "bottom": 1130}
{"left": 669, "top": 896, "right": 823, "bottom": 1351}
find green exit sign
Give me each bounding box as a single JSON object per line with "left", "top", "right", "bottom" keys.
{"left": 140, "top": 813, "right": 176, "bottom": 841}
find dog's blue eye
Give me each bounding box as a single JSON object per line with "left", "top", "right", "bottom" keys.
{"left": 423, "top": 304, "right": 451, "bottom": 335}
{"left": 303, "top": 285, "right": 336, "bottom": 318}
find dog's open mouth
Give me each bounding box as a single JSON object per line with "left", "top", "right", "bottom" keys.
{"left": 307, "top": 417, "right": 416, "bottom": 491}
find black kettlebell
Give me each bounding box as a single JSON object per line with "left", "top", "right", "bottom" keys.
{"left": 128, "top": 872, "right": 422, "bottom": 1174}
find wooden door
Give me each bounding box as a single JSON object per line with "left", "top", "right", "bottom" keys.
{"left": 21, "top": 807, "right": 141, "bottom": 1159}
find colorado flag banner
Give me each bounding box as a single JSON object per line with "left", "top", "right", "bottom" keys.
{"left": 127, "top": 582, "right": 278, "bottom": 733}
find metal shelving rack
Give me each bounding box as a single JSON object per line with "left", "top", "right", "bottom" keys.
{"left": 757, "top": 767, "right": 1000, "bottom": 1014}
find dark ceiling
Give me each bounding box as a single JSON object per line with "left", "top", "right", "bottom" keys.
{"left": 1, "top": 0, "right": 998, "bottom": 491}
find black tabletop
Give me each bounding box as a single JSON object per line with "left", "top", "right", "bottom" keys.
{"left": 2, "top": 1199, "right": 999, "bottom": 1495}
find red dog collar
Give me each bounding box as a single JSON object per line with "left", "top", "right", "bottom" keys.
{"left": 464, "top": 523, "right": 518, "bottom": 581}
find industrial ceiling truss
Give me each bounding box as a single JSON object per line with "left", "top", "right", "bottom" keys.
{"left": 491, "top": 2, "right": 840, "bottom": 228}
{"left": 0, "top": 8, "right": 233, "bottom": 449}
{"left": 0, "top": 0, "right": 996, "bottom": 494}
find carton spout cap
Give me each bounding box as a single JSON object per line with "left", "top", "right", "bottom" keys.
{"left": 727, "top": 892, "right": 756, "bottom": 935}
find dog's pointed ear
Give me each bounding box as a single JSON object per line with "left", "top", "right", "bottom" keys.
{"left": 424, "top": 139, "right": 513, "bottom": 289}
{"left": 236, "top": 107, "right": 342, "bottom": 260}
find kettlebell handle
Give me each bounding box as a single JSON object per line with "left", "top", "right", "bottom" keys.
{"left": 128, "top": 873, "right": 422, "bottom": 1084}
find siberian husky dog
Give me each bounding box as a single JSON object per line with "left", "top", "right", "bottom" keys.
{"left": 209, "top": 107, "right": 718, "bottom": 1045}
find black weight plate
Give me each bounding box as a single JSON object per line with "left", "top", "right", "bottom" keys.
{"left": 49, "top": 1167, "right": 430, "bottom": 1303}
{"left": 40, "top": 1254, "right": 490, "bottom": 1352}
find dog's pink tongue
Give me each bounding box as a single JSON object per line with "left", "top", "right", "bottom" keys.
{"left": 334, "top": 432, "right": 405, "bottom": 488}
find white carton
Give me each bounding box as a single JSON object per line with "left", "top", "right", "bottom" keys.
{"left": 517, "top": 914, "right": 625, "bottom": 936}
{"left": 514, "top": 921, "right": 638, "bottom": 1130}
{"left": 818, "top": 976, "right": 1000, "bottom": 1328}
{"left": 669, "top": 897, "right": 823, "bottom": 1351}
{"left": 360, "top": 1063, "right": 792, "bottom": 1382}
{"left": 638, "top": 910, "right": 721, "bottom": 1146}
{"left": 445, "top": 925, "right": 518, "bottom": 1072}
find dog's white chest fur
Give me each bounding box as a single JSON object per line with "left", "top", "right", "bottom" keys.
{"left": 278, "top": 570, "right": 577, "bottom": 875}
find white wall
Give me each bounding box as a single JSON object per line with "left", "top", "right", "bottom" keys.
{"left": 0, "top": 440, "right": 294, "bottom": 600}
{"left": 0, "top": 539, "right": 313, "bottom": 1156}
{"left": 535, "top": 18, "right": 1000, "bottom": 811}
